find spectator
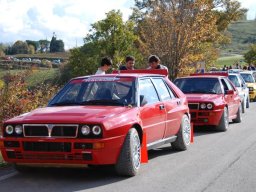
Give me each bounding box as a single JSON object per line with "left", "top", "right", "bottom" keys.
{"left": 95, "top": 57, "right": 112, "bottom": 75}
{"left": 147, "top": 55, "right": 168, "bottom": 71}
{"left": 243, "top": 65, "right": 247, "bottom": 70}
{"left": 222, "top": 65, "right": 228, "bottom": 71}
{"left": 119, "top": 56, "right": 135, "bottom": 70}
{"left": 248, "top": 64, "right": 255, "bottom": 71}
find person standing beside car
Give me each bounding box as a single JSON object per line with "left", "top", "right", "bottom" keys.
{"left": 95, "top": 57, "right": 112, "bottom": 75}
{"left": 119, "top": 56, "right": 135, "bottom": 70}
{"left": 147, "top": 55, "right": 168, "bottom": 72}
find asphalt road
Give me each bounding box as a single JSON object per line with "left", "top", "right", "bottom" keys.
{"left": 0, "top": 103, "right": 256, "bottom": 192}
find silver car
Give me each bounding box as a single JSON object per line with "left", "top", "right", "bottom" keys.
{"left": 228, "top": 73, "right": 250, "bottom": 113}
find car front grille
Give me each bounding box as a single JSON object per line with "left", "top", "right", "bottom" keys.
{"left": 23, "top": 142, "right": 71, "bottom": 152}
{"left": 188, "top": 103, "right": 199, "bottom": 110}
{"left": 23, "top": 124, "right": 78, "bottom": 138}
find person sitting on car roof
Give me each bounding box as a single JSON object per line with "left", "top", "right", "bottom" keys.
{"left": 147, "top": 55, "right": 168, "bottom": 71}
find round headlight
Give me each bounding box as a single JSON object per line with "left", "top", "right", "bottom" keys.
{"left": 15, "top": 125, "right": 23, "bottom": 134}
{"left": 92, "top": 125, "right": 102, "bottom": 135}
{"left": 81, "top": 125, "right": 90, "bottom": 135}
{"left": 207, "top": 103, "right": 213, "bottom": 109}
{"left": 5, "top": 125, "right": 14, "bottom": 135}
{"left": 200, "top": 103, "right": 206, "bottom": 109}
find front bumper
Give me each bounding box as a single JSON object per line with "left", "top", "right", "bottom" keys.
{"left": 249, "top": 90, "right": 256, "bottom": 100}
{"left": 0, "top": 135, "right": 125, "bottom": 166}
{"left": 190, "top": 109, "right": 223, "bottom": 126}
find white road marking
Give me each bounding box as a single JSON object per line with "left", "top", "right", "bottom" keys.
{"left": 0, "top": 171, "right": 18, "bottom": 182}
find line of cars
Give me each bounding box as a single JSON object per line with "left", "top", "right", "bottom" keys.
{"left": 0, "top": 69, "right": 255, "bottom": 176}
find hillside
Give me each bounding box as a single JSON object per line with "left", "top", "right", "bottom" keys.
{"left": 221, "top": 20, "right": 256, "bottom": 55}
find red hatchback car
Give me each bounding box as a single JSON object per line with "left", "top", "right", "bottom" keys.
{"left": 0, "top": 71, "right": 191, "bottom": 176}
{"left": 174, "top": 74, "right": 242, "bottom": 131}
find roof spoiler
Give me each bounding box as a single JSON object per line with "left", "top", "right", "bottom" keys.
{"left": 112, "top": 69, "right": 168, "bottom": 76}
{"left": 190, "top": 72, "right": 228, "bottom": 77}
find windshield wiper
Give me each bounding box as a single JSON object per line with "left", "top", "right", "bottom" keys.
{"left": 81, "top": 99, "right": 124, "bottom": 106}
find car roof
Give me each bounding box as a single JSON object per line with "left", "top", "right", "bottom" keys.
{"left": 71, "top": 73, "right": 165, "bottom": 81}
{"left": 240, "top": 71, "right": 255, "bottom": 74}
{"left": 176, "top": 75, "right": 224, "bottom": 79}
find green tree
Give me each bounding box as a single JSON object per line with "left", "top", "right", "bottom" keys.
{"left": 64, "top": 10, "right": 143, "bottom": 82}
{"left": 244, "top": 44, "right": 256, "bottom": 64}
{"left": 132, "top": 0, "right": 247, "bottom": 79}
{"left": 11, "top": 40, "right": 29, "bottom": 54}
{"left": 26, "top": 40, "right": 40, "bottom": 52}
{"left": 50, "top": 33, "right": 65, "bottom": 53}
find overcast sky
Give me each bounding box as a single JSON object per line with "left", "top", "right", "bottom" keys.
{"left": 0, "top": 0, "right": 255, "bottom": 50}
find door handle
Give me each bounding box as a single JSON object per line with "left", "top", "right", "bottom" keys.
{"left": 159, "top": 104, "right": 165, "bottom": 110}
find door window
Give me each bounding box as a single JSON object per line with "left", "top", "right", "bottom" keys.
{"left": 139, "top": 79, "right": 160, "bottom": 105}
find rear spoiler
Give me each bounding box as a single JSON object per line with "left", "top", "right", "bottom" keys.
{"left": 113, "top": 69, "right": 168, "bottom": 76}
{"left": 190, "top": 72, "right": 228, "bottom": 77}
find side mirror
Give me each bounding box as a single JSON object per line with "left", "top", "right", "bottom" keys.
{"left": 225, "top": 90, "right": 234, "bottom": 95}
{"left": 140, "top": 95, "right": 147, "bottom": 107}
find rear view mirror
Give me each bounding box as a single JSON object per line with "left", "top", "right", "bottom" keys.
{"left": 140, "top": 95, "right": 147, "bottom": 107}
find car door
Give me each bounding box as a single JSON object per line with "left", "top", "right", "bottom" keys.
{"left": 151, "top": 78, "right": 182, "bottom": 137}
{"left": 138, "top": 78, "right": 166, "bottom": 144}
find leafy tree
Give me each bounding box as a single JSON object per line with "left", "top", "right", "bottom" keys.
{"left": 11, "top": 40, "right": 29, "bottom": 54}
{"left": 50, "top": 33, "right": 65, "bottom": 53}
{"left": 65, "top": 10, "right": 143, "bottom": 82}
{"left": 26, "top": 40, "right": 40, "bottom": 52}
{"left": 244, "top": 44, "right": 256, "bottom": 64}
{"left": 39, "top": 40, "right": 50, "bottom": 53}
{"left": 28, "top": 44, "right": 35, "bottom": 54}
{"left": 132, "top": 0, "right": 247, "bottom": 79}
{"left": 0, "top": 43, "right": 6, "bottom": 57}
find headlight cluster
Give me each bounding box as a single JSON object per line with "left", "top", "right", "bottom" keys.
{"left": 200, "top": 103, "right": 213, "bottom": 110}
{"left": 4, "top": 125, "right": 23, "bottom": 136}
{"left": 79, "top": 125, "right": 102, "bottom": 138}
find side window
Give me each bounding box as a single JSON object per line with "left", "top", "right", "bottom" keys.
{"left": 221, "top": 79, "right": 230, "bottom": 91}
{"left": 152, "top": 78, "right": 172, "bottom": 101}
{"left": 224, "top": 78, "right": 234, "bottom": 90}
{"left": 139, "top": 79, "right": 160, "bottom": 105}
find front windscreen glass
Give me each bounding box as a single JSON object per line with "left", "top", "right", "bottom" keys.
{"left": 174, "top": 77, "right": 222, "bottom": 94}
{"left": 240, "top": 73, "right": 255, "bottom": 83}
{"left": 49, "top": 77, "right": 135, "bottom": 106}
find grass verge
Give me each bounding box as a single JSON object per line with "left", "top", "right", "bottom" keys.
{"left": 215, "top": 55, "right": 245, "bottom": 68}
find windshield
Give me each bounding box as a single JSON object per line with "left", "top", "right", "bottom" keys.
{"left": 240, "top": 73, "right": 255, "bottom": 83}
{"left": 174, "top": 77, "right": 222, "bottom": 94}
{"left": 49, "top": 76, "right": 136, "bottom": 106}
{"left": 228, "top": 75, "right": 240, "bottom": 87}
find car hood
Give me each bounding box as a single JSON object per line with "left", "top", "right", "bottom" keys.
{"left": 186, "top": 94, "right": 222, "bottom": 103}
{"left": 5, "top": 106, "right": 132, "bottom": 124}
{"left": 246, "top": 83, "right": 256, "bottom": 88}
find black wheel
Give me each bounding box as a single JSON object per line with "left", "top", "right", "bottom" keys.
{"left": 216, "top": 107, "right": 229, "bottom": 132}
{"left": 115, "top": 128, "right": 141, "bottom": 176}
{"left": 171, "top": 115, "right": 191, "bottom": 151}
{"left": 233, "top": 104, "right": 242, "bottom": 123}
{"left": 246, "top": 96, "right": 250, "bottom": 108}
{"left": 241, "top": 99, "right": 245, "bottom": 113}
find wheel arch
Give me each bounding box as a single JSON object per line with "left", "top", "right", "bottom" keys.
{"left": 132, "top": 124, "right": 143, "bottom": 144}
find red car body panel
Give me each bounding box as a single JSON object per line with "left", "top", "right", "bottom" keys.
{"left": 0, "top": 72, "right": 189, "bottom": 166}
{"left": 174, "top": 75, "right": 241, "bottom": 127}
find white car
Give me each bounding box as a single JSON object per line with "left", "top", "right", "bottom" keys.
{"left": 228, "top": 73, "right": 249, "bottom": 113}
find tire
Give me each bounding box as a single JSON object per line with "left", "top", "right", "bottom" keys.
{"left": 246, "top": 96, "right": 250, "bottom": 108}
{"left": 233, "top": 104, "right": 242, "bottom": 123}
{"left": 241, "top": 99, "right": 245, "bottom": 113}
{"left": 216, "top": 107, "right": 229, "bottom": 132}
{"left": 115, "top": 128, "right": 141, "bottom": 177}
{"left": 171, "top": 115, "right": 191, "bottom": 151}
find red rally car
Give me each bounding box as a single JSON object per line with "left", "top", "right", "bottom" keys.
{"left": 0, "top": 70, "right": 191, "bottom": 176}
{"left": 174, "top": 73, "right": 242, "bottom": 131}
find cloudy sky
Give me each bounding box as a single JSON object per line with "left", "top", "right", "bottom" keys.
{"left": 0, "top": 0, "right": 255, "bottom": 50}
